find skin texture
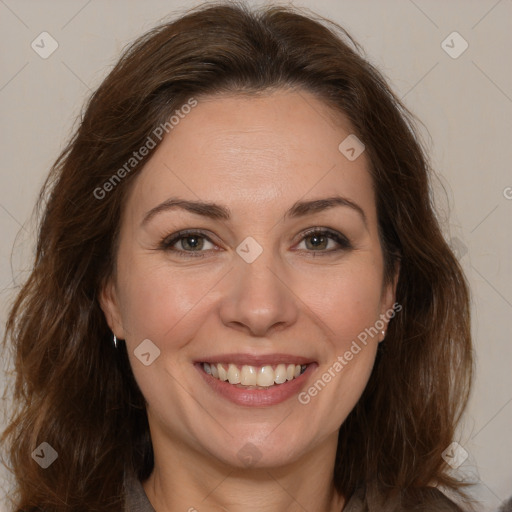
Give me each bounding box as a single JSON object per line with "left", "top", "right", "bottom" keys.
{"left": 100, "top": 89, "right": 398, "bottom": 512}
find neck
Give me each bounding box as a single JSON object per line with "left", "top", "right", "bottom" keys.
{"left": 142, "top": 431, "right": 345, "bottom": 512}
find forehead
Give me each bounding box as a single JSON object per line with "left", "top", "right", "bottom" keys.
{"left": 123, "top": 89, "right": 376, "bottom": 226}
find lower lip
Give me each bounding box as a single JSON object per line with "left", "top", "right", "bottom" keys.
{"left": 195, "top": 363, "right": 317, "bottom": 407}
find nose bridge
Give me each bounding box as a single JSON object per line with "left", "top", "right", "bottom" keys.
{"left": 218, "top": 240, "right": 299, "bottom": 336}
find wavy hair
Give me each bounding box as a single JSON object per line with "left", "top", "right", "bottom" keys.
{"left": 1, "top": 2, "right": 473, "bottom": 510}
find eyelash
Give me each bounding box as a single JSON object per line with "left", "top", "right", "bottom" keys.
{"left": 159, "top": 227, "right": 352, "bottom": 258}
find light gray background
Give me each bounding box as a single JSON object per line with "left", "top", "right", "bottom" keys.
{"left": 1, "top": 1, "right": 511, "bottom": 511}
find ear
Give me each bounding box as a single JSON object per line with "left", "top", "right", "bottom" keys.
{"left": 382, "top": 261, "right": 400, "bottom": 309}
{"left": 98, "top": 276, "right": 126, "bottom": 339}
{"left": 379, "top": 260, "right": 401, "bottom": 341}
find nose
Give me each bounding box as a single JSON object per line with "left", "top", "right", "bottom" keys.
{"left": 218, "top": 247, "right": 299, "bottom": 337}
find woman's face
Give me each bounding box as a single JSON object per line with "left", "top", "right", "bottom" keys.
{"left": 101, "top": 89, "right": 397, "bottom": 470}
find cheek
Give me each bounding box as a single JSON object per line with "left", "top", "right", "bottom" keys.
{"left": 298, "top": 261, "right": 385, "bottom": 348}
{"left": 118, "top": 263, "right": 208, "bottom": 343}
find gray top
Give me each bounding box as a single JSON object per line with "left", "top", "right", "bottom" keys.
{"left": 124, "top": 473, "right": 156, "bottom": 512}
{"left": 123, "top": 472, "right": 462, "bottom": 511}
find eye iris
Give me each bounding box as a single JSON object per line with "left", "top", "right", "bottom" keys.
{"left": 306, "top": 233, "right": 327, "bottom": 250}
{"left": 182, "top": 236, "right": 203, "bottom": 250}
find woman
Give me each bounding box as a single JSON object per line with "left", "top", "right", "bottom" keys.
{"left": 1, "top": 2, "right": 474, "bottom": 511}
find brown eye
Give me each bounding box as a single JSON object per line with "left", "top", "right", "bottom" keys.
{"left": 176, "top": 235, "right": 206, "bottom": 251}
{"left": 160, "top": 230, "right": 216, "bottom": 257}
{"left": 297, "top": 229, "right": 352, "bottom": 253}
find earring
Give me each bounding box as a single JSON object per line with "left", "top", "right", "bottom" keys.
{"left": 381, "top": 330, "right": 386, "bottom": 341}
{"left": 113, "top": 333, "right": 118, "bottom": 349}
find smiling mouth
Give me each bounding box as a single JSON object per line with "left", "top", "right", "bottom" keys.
{"left": 201, "top": 362, "right": 308, "bottom": 388}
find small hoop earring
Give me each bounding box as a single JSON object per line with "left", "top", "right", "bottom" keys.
{"left": 113, "top": 334, "right": 118, "bottom": 349}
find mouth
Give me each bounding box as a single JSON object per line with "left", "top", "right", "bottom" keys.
{"left": 194, "top": 354, "right": 316, "bottom": 406}
{"left": 201, "top": 362, "right": 308, "bottom": 388}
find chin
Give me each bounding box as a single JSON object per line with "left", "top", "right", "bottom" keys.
{"left": 199, "top": 428, "right": 320, "bottom": 470}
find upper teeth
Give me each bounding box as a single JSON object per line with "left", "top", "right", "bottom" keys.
{"left": 203, "top": 363, "right": 306, "bottom": 387}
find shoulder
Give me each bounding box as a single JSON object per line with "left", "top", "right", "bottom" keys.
{"left": 349, "top": 485, "right": 465, "bottom": 512}
{"left": 399, "top": 487, "right": 465, "bottom": 511}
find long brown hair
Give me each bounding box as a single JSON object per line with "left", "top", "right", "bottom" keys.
{"left": 1, "top": 2, "right": 473, "bottom": 510}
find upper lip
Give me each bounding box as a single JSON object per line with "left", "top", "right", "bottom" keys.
{"left": 196, "top": 353, "right": 315, "bottom": 366}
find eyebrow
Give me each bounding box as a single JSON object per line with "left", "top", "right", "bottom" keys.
{"left": 141, "top": 195, "right": 367, "bottom": 228}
